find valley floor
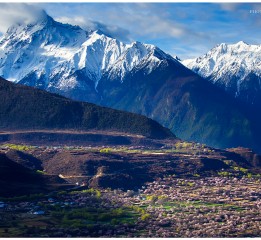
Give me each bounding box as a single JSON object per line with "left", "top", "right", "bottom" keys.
{"left": 0, "top": 175, "right": 260, "bottom": 237}
{"left": 0, "top": 139, "right": 260, "bottom": 237}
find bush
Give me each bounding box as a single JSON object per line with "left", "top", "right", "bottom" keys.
{"left": 247, "top": 173, "right": 252, "bottom": 178}
{"left": 141, "top": 213, "right": 151, "bottom": 221}
{"left": 99, "top": 148, "right": 112, "bottom": 154}
{"left": 70, "top": 188, "right": 101, "bottom": 198}
{"left": 131, "top": 206, "right": 145, "bottom": 214}
{"left": 187, "top": 182, "right": 195, "bottom": 187}
{"left": 57, "top": 191, "right": 67, "bottom": 196}
{"left": 146, "top": 195, "right": 158, "bottom": 203}
{"left": 218, "top": 171, "right": 231, "bottom": 177}
{"left": 98, "top": 213, "right": 112, "bottom": 221}
{"left": 111, "top": 218, "right": 119, "bottom": 225}
{"left": 36, "top": 170, "right": 46, "bottom": 175}
{"left": 193, "top": 174, "right": 200, "bottom": 177}
{"left": 239, "top": 167, "right": 248, "bottom": 173}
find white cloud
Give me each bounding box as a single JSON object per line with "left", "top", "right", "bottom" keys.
{"left": 55, "top": 16, "right": 131, "bottom": 42}
{"left": 0, "top": 3, "right": 46, "bottom": 34}
{"left": 53, "top": 3, "right": 205, "bottom": 45}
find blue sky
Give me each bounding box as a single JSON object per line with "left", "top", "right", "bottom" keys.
{"left": 0, "top": 2, "right": 260, "bottom": 59}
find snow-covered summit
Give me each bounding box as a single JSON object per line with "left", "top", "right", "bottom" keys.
{"left": 182, "top": 41, "right": 261, "bottom": 81}
{"left": 182, "top": 41, "right": 261, "bottom": 105}
{"left": 0, "top": 14, "right": 88, "bottom": 83}
{"left": 0, "top": 13, "right": 176, "bottom": 92}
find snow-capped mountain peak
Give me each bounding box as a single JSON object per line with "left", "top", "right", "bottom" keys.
{"left": 182, "top": 41, "right": 261, "bottom": 105}
{"left": 0, "top": 14, "right": 176, "bottom": 90}
{"left": 2, "top": 13, "right": 86, "bottom": 48}
{"left": 183, "top": 41, "right": 261, "bottom": 79}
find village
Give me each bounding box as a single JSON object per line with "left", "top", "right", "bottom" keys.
{"left": 0, "top": 175, "right": 260, "bottom": 237}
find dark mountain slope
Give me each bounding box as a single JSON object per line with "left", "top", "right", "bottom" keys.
{"left": 0, "top": 153, "right": 65, "bottom": 197}
{"left": 0, "top": 77, "right": 174, "bottom": 139}
{"left": 97, "top": 59, "right": 261, "bottom": 152}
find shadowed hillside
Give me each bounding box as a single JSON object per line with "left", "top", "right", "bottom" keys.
{"left": 0, "top": 153, "right": 66, "bottom": 197}
{"left": 97, "top": 59, "right": 261, "bottom": 152}
{"left": 0, "top": 77, "right": 174, "bottom": 139}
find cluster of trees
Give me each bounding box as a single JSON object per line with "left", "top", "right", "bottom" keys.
{"left": 70, "top": 188, "right": 101, "bottom": 198}
{"left": 50, "top": 206, "right": 136, "bottom": 228}
{"left": 2, "top": 144, "right": 33, "bottom": 151}
{"left": 0, "top": 193, "right": 45, "bottom": 202}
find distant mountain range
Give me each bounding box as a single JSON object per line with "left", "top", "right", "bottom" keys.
{"left": 0, "top": 77, "right": 173, "bottom": 139}
{"left": 0, "top": 12, "right": 260, "bottom": 152}
{"left": 183, "top": 41, "right": 261, "bottom": 108}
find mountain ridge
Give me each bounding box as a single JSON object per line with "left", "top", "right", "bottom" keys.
{"left": 0, "top": 13, "right": 175, "bottom": 93}
{"left": 97, "top": 57, "right": 260, "bottom": 151}
{"left": 0, "top": 77, "right": 174, "bottom": 139}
